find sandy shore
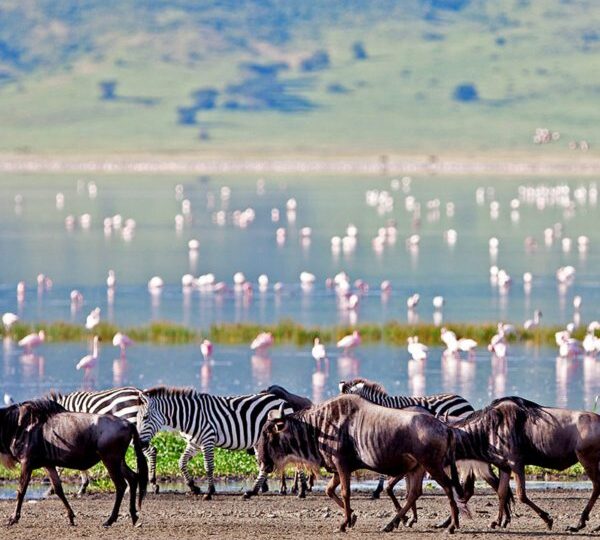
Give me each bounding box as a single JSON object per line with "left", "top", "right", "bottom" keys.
{"left": 1, "top": 488, "right": 600, "bottom": 539}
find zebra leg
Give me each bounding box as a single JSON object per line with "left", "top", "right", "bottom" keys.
{"left": 279, "top": 472, "right": 287, "bottom": 495}
{"left": 372, "top": 474, "right": 385, "bottom": 499}
{"left": 244, "top": 463, "right": 270, "bottom": 499}
{"left": 201, "top": 442, "right": 216, "bottom": 501}
{"left": 178, "top": 441, "right": 202, "bottom": 495}
{"left": 297, "top": 469, "right": 308, "bottom": 499}
{"left": 144, "top": 444, "right": 159, "bottom": 494}
{"left": 77, "top": 470, "right": 90, "bottom": 497}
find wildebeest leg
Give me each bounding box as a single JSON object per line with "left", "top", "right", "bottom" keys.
{"left": 568, "top": 453, "right": 600, "bottom": 532}
{"left": 325, "top": 472, "right": 356, "bottom": 528}
{"left": 426, "top": 466, "right": 460, "bottom": 534}
{"left": 7, "top": 465, "right": 32, "bottom": 526}
{"left": 200, "top": 440, "right": 216, "bottom": 500}
{"left": 103, "top": 459, "right": 127, "bottom": 527}
{"left": 120, "top": 460, "right": 139, "bottom": 526}
{"left": 179, "top": 440, "right": 202, "bottom": 495}
{"left": 385, "top": 471, "right": 419, "bottom": 528}
{"left": 77, "top": 470, "right": 90, "bottom": 497}
{"left": 45, "top": 466, "right": 76, "bottom": 525}
{"left": 372, "top": 474, "right": 386, "bottom": 499}
{"left": 513, "top": 465, "right": 553, "bottom": 530}
{"left": 337, "top": 466, "right": 356, "bottom": 532}
{"left": 434, "top": 469, "right": 474, "bottom": 529}
{"left": 383, "top": 469, "right": 422, "bottom": 533}
{"left": 280, "top": 472, "right": 288, "bottom": 495}
{"left": 478, "top": 464, "right": 512, "bottom": 528}
{"left": 490, "top": 469, "right": 511, "bottom": 528}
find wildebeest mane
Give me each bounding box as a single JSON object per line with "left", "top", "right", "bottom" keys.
{"left": 17, "top": 399, "right": 67, "bottom": 429}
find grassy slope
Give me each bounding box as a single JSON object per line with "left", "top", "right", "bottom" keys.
{"left": 0, "top": 1, "right": 598, "bottom": 156}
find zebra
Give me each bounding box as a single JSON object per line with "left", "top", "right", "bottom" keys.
{"left": 339, "top": 378, "right": 475, "bottom": 499}
{"left": 136, "top": 386, "right": 297, "bottom": 500}
{"left": 49, "top": 387, "right": 159, "bottom": 494}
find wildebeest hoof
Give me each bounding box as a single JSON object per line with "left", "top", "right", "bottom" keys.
{"left": 102, "top": 519, "right": 115, "bottom": 528}
{"left": 297, "top": 491, "right": 306, "bottom": 499}
{"left": 153, "top": 484, "right": 160, "bottom": 494}
{"left": 202, "top": 493, "right": 212, "bottom": 501}
{"left": 434, "top": 518, "right": 451, "bottom": 529}
{"left": 279, "top": 489, "right": 287, "bottom": 496}
{"left": 6, "top": 516, "right": 19, "bottom": 526}
{"left": 406, "top": 517, "right": 417, "bottom": 528}
{"left": 350, "top": 513, "right": 357, "bottom": 528}
{"left": 546, "top": 517, "right": 554, "bottom": 530}
{"left": 243, "top": 490, "right": 257, "bottom": 499}
{"left": 371, "top": 491, "right": 381, "bottom": 500}
{"left": 489, "top": 520, "right": 498, "bottom": 529}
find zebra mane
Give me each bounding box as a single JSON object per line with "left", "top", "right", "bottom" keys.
{"left": 47, "top": 390, "right": 63, "bottom": 400}
{"left": 347, "top": 378, "right": 388, "bottom": 395}
{"left": 143, "top": 386, "right": 198, "bottom": 398}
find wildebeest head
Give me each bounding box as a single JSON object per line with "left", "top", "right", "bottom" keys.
{"left": 256, "top": 402, "right": 296, "bottom": 474}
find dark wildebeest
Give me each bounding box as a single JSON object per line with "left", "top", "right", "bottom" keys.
{"left": 339, "top": 378, "right": 514, "bottom": 528}
{"left": 256, "top": 394, "right": 470, "bottom": 533}
{"left": 0, "top": 399, "right": 147, "bottom": 527}
{"left": 259, "top": 385, "right": 315, "bottom": 497}
{"left": 453, "top": 396, "right": 600, "bottom": 531}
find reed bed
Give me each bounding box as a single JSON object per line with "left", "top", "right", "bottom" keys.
{"left": 1, "top": 319, "right": 587, "bottom": 348}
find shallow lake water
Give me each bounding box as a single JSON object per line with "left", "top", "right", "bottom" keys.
{"left": 0, "top": 173, "right": 599, "bottom": 327}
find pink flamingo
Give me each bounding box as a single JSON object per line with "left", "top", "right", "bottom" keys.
{"left": 200, "top": 339, "right": 214, "bottom": 361}
{"left": 18, "top": 330, "right": 45, "bottom": 353}
{"left": 112, "top": 332, "right": 133, "bottom": 359}
{"left": 336, "top": 330, "right": 361, "bottom": 352}
{"left": 76, "top": 335, "right": 100, "bottom": 370}
{"left": 250, "top": 332, "right": 274, "bottom": 351}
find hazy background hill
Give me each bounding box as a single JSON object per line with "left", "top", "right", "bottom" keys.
{"left": 0, "top": 0, "right": 598, "bottom": 156}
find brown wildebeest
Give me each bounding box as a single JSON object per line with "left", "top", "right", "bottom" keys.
{"left": 256, "top": 394, "right": 470, "bottom": 533}
{"left": 339, "top": 378, "right": 514, "bottom": 527}
{"left": 259, "top": 384, "right": 315, "bottom": 497}
{"left": 0, "top": 399, "right": 147, "bottom": 527}
{"left": 453, "top": 396, "right": 600, "bottom": 531}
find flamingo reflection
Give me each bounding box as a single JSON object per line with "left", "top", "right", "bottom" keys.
{"left": 251, "top": 353, "right": 272, "bottom": 388}
{"left": 489, "top": 354, "right": 507, "bottom": 398}
{"left": 408, "top": 358, "right": 425, "bottom": 396}
{"left": 112, "top": 357, "right": 128, "bottom": 387}
{"left": 337, "top": 353, "right": 359, "bottom": 381}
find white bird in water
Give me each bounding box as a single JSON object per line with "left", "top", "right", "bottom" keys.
{"left": 406, "top": 293, "right": 420, "bottom": 309}
{"left": 107, "top": 269, "right": 116, "bottom": 289}
{"left": 440, "top": 327, "right": 458, "bottom": 353}
{"left": 432, "top": 296, "right": 444, "bottom": 310}
{"left": 77, "top": 335, "right": 100, "bottom": 370}
{"left": 457, "top": 337, "right": 478, "bottom": 357}
{"left": 18, "top": 330, "right": 45, "bottom": 353}
{"left": 2, "top": 312, "right": 19, "bottom": 330}
{"left": 407, "top": 336, "right": 428, "bottom": 361}
{"left": 336, "top": 330, "right": 361, "bottom": 352}
{"left": 524, "top": 310, "right": 543, "bottom": 330}
{"left": 311, "top": 337, "right": 327, "bottom": 363}
{"left": 250, "top": 332, "right": 274, "bottom": 351}
{"left": 557, "top": 331, "right": 584, "bottom": 358}
{"left": 112, "top": 332, "right": 134, "bottom": 359}
{"left": 148, "top": 276, "right": 164, "bottom": 292}
{"left": 488, "top": 331, "right": 507, "bottom": 358}
{"left": 85, "top": 307, "right": 101, "bottom": 330}
{"left": 200, "top": 339, "right": 214, "bottom": 361}
{"left": 582, "top": 329, "right": 599, "bottom": 356}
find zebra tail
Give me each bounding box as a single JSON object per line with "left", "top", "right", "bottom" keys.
{"left": 131, "top": 424, "right": 148, "bottom": 508}
{"left": 447, "top": 429, "right": 472, "bottom": 519}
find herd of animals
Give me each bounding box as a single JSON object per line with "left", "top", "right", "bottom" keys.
{"left": 1, "top": 380, "right": 600, "bottom": 534}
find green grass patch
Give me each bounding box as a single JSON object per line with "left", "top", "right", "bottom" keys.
{"left": 1, "top": 319, "right": 590, "bottom": 348}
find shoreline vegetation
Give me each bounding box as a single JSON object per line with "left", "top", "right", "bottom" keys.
{"left": 0, "top": 432, "right": 586, "bottom": 487}
{"left": 1, "top": 319, "right": 590, "bottom": 348}
{"left": 1, "top": 153, "right": 600, "bottom": 175}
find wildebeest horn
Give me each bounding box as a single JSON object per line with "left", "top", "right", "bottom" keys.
{"left": 278, "top": 401, "right": 285, "bottom": 417}
{"left": 268, "top": 402, "right": 286, "bottom": 421}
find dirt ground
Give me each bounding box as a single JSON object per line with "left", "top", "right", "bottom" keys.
{"left": 1, "top": 487, "right": 600, "bottom": 539}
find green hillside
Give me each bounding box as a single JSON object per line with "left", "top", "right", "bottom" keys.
{"left": 0, "top": 0, "right": 598, "bottom": 156}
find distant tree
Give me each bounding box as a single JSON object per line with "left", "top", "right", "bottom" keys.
{"left": 190, "top": 88, "right": 219, "bottom": 109}
{"left": 99, "top": 80, "right": 117, "bottom": 100}
{"left": 300, "top": 50, "right": 330, "bottom": 72}
{"left": 177, "top": 106, "right": 198, "bottom": 125}
{"left": 453, "top": 83, "right": 479, "bottom": 102}
{"left": 352, "top": 41, "right": 368, "bottom": 60}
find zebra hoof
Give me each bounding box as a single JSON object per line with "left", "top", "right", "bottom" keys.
{"left": 153, "top": 484, "right": 160, "bottom": 494}
{"left": 202, "top": 493, "right": 212, "bottom": 501}
{"left": 243, "top": 490, "right": 257, "bottom": 499}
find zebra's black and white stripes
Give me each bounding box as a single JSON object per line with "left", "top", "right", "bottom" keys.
{"left": 50, "top": 387, "right": 159, "bottom": 493}
{"left": 136, "top": 386, "right": 293, "bottom": 499}
{"left": 339, "top": 379, "right": 474, "bottom": 418}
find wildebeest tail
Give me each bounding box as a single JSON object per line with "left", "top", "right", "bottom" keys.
{"left": 447, "top": 429, "right": 472, "bottom": 519}
{"left": 131, "top": 424, "right": 148, "bottom": 508}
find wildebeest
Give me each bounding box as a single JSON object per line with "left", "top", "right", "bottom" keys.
{"left": 256, "top": 394, "right": 470, "bottom": 533}
{"left": 453, "top": 396, "right": 600, "bottom": 531}
{"left": 259, "top": 385, "right": 315, "bottom": 497}
{"left": 339, "top": 378, "right": 514, "bottom": 527}
{"left": 0, "top": 399, "right": 147, "bottom": 527}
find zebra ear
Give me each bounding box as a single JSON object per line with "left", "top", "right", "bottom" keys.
{"left": 338, "top": 381, "right": 347, "bottom": 393}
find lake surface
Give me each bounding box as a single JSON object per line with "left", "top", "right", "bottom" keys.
{"left": 2, "top": 340, "right": 599, "bottom": 411}
{"left": 0, "top": 173, "right": 599, "bottom": 328}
